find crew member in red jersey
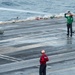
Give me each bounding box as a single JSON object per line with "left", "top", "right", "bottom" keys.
{"left": 39, "top": 50, "right": 49, "bottom": 75}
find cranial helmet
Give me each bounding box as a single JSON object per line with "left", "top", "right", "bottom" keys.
{"left": 41, "top": 50, "right": 45, "bottom": 53}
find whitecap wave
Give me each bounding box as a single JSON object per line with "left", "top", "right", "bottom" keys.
{"left": 0, "top": 7, "right": 75, "bottom": 24}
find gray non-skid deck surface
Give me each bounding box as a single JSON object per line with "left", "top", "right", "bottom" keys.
{"left": 0, "top": 18, "right": 75, "bottom": 75}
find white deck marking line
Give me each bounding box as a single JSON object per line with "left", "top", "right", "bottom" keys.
{"left": 49, "top": 66, "right": 75, "bottom": 73}
{"left": 0, "top": 39, "right": 73, "bottom": 54}
{"left": 0, "top": 54, "right": 23, "bottom": 61}
{"left": 0, "top": 41, "right": 57, "bottom": 54}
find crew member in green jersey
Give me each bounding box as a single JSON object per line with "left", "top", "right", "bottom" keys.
{"left": 64, "top": 11, "right": 73, "bottom": 37}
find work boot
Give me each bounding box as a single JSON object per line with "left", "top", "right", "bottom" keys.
{"left": 70, "top": 33, "right": 72, "bottom": 37}
{"left": 67, "top": 34, "right": 69, "bottom": 37}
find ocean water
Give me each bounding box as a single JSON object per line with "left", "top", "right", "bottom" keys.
{"left": 0, "top": 0, "right": 75, "bottom": 21}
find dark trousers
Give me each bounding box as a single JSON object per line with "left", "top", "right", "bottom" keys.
{"left": 67, "top": 23, "right": 72, "bottom": 36}
{"left": 39, "top": 64, "right": 46, "bottom": 75}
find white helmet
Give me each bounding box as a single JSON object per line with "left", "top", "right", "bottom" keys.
{"left": 41, "top": 50, "right": 45, "bottom": 53}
